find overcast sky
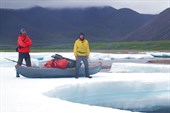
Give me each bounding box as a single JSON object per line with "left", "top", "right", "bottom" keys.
{"left": 0, "top": 0, "right": 170, "bottom": 14}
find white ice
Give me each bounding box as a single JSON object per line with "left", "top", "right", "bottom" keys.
{"left": 90, "top": 53, "right": 154, "bottom": 61}
{"left": 110, "top": 63, "right": 170, "bottom": 73}
{"left": 1, "top": 52, "right": 170, "bottom": 113}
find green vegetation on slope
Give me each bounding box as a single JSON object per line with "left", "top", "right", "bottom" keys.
{"left": 0, "top": 40, "right": 170, "bottom": 52}
{"left": 91, "top": 40, "right": 170, "bottom": 50}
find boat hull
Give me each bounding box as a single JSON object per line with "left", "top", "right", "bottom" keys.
{"left": 15, "top": 62, "right": 102, "bottom": 78}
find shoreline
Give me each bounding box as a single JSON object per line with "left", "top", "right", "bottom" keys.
{"left": 1, "top": 49, "right": 170, "bottom": 53}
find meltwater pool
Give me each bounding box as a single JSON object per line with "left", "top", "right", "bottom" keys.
{"left": 45, "top": 80, "right": 170, "bottom": 113}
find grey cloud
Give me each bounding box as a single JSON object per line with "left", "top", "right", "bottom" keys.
{"left": 0, "top": 0, "right": 169, "bottom": 14}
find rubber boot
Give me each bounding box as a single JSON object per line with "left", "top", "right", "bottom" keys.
{"left": 16, "top": 72, "right": 20, "bottom": 78}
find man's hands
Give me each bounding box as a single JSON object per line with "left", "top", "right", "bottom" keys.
{"left": 76, "top": 56, "right": 78, "bottom": 61}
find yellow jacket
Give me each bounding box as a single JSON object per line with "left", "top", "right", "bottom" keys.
{"left": 74, "top": 39, "right": 90, "bottom": 56}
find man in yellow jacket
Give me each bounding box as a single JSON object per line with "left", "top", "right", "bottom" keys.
{"left": 74, "top": 33, "right": 92, "bottom": 79}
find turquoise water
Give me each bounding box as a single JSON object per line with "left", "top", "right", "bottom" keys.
{"left": 45, "top": 81, "right": 170, "bottom": 113}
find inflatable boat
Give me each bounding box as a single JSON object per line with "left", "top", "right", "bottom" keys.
{"left": 15, "top": 62, "right": 102, "bottom": 78}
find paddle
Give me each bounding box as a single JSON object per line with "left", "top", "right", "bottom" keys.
{"left": 4, "top": 58, "right": 26, "bottom": 66}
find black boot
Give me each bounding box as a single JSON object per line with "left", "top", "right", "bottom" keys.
{"left": 16, "top": 72, "right": 20, "bottom": 78}
{"left": 85, "top": 76, "right": 92, "bottom": 79}
{"left": 75, "top": 76, "right": 79, "bottom": 79}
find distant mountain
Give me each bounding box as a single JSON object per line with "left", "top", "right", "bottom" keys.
{"left": 0, "top": 6, "right": 154, "bottom": 47}
{"left": 123, "top": 8, "right": 170, "bottom": 41}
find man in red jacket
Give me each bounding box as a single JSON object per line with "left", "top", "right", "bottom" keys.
{"left": 17, "top": 28, "right": 32, "bottom": 77}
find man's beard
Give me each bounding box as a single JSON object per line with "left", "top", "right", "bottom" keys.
{"left": 80, "top": 38, "right": 84, "bottom": 41}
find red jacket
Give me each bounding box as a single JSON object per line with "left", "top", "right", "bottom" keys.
{"left": 18, "top": 34, "right": 32, "bottom": 52}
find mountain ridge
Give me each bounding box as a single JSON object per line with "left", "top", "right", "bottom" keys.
{"left": 0, "top": 6, "right": 155, "bottom": 47}
{"left": 123, "top": 8, "right": 170, "bottom": 41}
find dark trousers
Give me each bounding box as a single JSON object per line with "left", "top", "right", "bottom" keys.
{"left": 76, "top": 56, "right": 89, "bottom": 77}
{"left": 17, "top": 52, "right": 31, "bottom": 67}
